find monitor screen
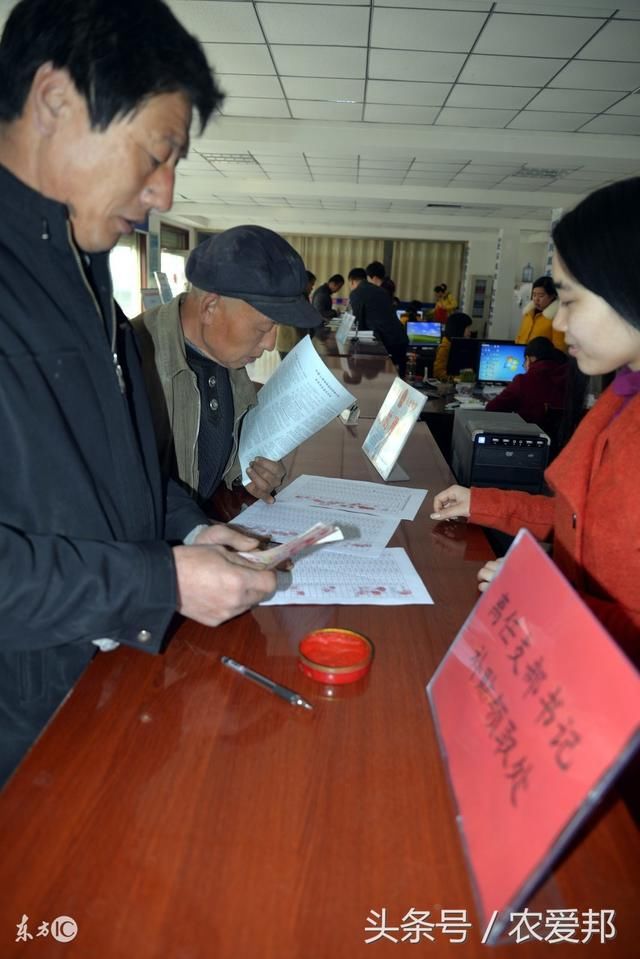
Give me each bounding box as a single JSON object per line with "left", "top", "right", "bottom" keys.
{"left": 478, "top": 342, "right": 527, "bottom": 383}
{"left": 406, "top": 320, "right": 440, "bottom": 345}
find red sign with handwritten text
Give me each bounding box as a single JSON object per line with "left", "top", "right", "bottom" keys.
{"left": 427, "top": 530, "right": 640, "bottom": 942}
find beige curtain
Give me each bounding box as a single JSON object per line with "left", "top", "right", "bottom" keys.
{"left": 282, "top": 234, "right": 384, "bottom": 305}
{"left": 391, "top": 240, "right": 465, "bottom": 305}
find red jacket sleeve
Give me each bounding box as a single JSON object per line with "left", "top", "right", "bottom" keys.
{"left": 470, "top": 486, "right": 555, "bottom": 541}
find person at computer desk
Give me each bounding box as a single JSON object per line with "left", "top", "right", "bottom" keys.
{"left": 431, "top": 177, "right": 640, "bottom": 654}
{"left": 433, "top": 311, "right": 472, "bottom": 380}
{"left": 484, "top": 336, "right": 568, "bottom": 424}
{"left": 515, "top": 275, "right": 566, "bottom": 351}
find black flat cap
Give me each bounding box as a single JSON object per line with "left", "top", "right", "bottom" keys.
{"left": 185, "top": 225, "right": 321, "bottom": 328}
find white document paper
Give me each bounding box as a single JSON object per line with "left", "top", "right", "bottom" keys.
{"left": 239, "top": 336, "right": 355, "bottom": 484}
{"left": 236, "top": 500, "right": 399, "bottom": 555}
{"left": 263, "top": 547, "right": 433, "bottom": 606}
{"left": 362, "top": 377, "right": 427, "bottom": 481}
{"left": 276, "top": 474, "right": 427, "bottom": 521}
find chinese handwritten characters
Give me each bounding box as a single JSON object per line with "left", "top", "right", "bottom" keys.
{"left": 469, "top": 591, "right": 582, "bottom": 807}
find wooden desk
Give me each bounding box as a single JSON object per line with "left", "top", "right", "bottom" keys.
{"left": 315, "top": 327, "right": 389, "bottom": 359}
{"left": 321, "top": 353, "right": 398, "bottom": 419}
{"left": 0, "top": 423, "right": 637, "bottom": 958}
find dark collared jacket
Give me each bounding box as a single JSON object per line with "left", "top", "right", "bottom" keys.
{"left": 0, "top": 164, "right": 204, "bottom": 782}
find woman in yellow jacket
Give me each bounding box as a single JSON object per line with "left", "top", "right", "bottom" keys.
{"left": 515, "top": 275, "right": 566, "bottom": 350}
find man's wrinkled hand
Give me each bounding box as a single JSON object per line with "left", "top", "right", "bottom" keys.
{"left": 173, "top": 543, "right": 276, "bottom": 627}
{"left": 245, "top": 457, "right": 286, "bottom": 504}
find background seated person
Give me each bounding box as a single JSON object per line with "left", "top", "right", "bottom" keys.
{"left": 485, "top": 336, "right": 568, "bottom": 424}
{"left": 133, "top": 226, "right": 321, "bottom": 515}
{"left": 311, "top": 273, "right": 344, "bottom": 319}
{"left": 433, "top": 311, "right": 472, "bottom": 380}
{"left": 431, "top": 176, "right": 640, "bottom": 654}
{"left": 515, "top": 274, "right": 565, "bottom": 351}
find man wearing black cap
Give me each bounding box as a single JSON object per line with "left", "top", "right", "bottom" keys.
{"left": 134, "top": 225, "right": 321, "bottom": 511}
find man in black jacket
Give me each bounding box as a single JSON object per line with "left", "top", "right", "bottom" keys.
{"left": 0, "top": 0, "right": 276, "bottom": 785}
{"left": 349, "top": 262, "right": 409, "bottom": 375}
{"left": 311, "top": 274, "right": 344, "bottom": 318}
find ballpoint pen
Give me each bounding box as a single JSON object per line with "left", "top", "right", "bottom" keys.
{"left": 220, "top": 656, "right": 313, "bottom": 711}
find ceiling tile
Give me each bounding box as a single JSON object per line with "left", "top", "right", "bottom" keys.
{"left": 459, "top": 55, "right": 564, "bottom": 87}
{"left": 607, "top": 93, "right": 640, "bottom": 116}
{"left": 366, "top": 80, "right": 451, "bottom": 106}
{"left": 358, "top": 158, "right": 414, "bottom": 169}
{"left": 374, "top": 0, "right": 493, "bottom": 10}
{"left": 289, "top": 100, "right": 362, "bottom": 120}
{"left": 498, "top": 177, "right": 553, "bottom": 190}
{"left": 370, "top": 8, "right": 487, "bottom": 52}
{"left": 281, "top": 77, "right": 364, "bottom": 101}
{"left": 579, "top": 114, "right": 640, "bottom": 134}
{"left": 577, "top": 19, "right": 640, "bottom": 61}
{"left": 364, "top": 104, "right": 440, "bottom": 124}
{"left": 266, "top": 172, "right": 313, "bottom": 180}
{"left": 446, "top": 84, "right": 538, "bottom": 109}
{"left": 171, "top": 1, "right": 263, "bottom": 43}
{"left": 526, "top": 88, "right": 623, "bottom": 112}
{"left": 221, "top": 98, "right": 291, "bottom": 118}
{"left": 202, "top": 43, "right": 276, "bottom": 76}
{"left": 437, "top": 107, "right": 517, "bottom": 128}
{"left": 258, "top": 3, "right": 369, "bottom": 45}
{"left": 475, "top": 13, "right": 603, "bottom": 58}
{"left": 508, "top": 111, "right": 589, "bottom": 132}
{"left": 369, "top": 49, "right": 466, "bottom": 83}
{"left": 217, "top": 75, "right": 284, "bottom": 99}
{"left": 272, "top": 45, "right": 367, "bottom": 78}
{"left": 550, "top": 60, "right": 640, "bottom": 91}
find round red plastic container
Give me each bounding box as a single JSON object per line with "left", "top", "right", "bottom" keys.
{"left": 298, "top": 628, "right": 373, "bottom": 685}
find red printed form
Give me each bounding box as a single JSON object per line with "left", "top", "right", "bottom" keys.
{"left": 427, "top": 529, "right": 640, "bottom": 942}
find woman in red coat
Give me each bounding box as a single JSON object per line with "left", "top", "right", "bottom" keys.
{"left": 431, "top": 177, "right": 640, "bottom": 652}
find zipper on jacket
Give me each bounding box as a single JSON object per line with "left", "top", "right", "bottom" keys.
{"left": 66, "top": 223, "right": 126, "bottom": 395}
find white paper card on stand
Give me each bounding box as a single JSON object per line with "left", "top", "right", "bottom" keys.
{"left": 335, "top": 312, "right": 355, "bottom": 351}
{"left": 362, "top": 377, "right": 427, "bottom": 481}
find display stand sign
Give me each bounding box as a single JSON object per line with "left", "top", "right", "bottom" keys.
{"left": 140, "top": 288, "right": 163, "bottom": 311}
{"left": 335, "top": 312, "right": 355, "bottom": 352}
{"left": 153, "top": 271, "right": 174, "bottom": 304}
{"left": 362, "top": 377, "right": 426, "bottom": 481}
{"left": 427, "top": 530, "right": 640, "bottom": 944}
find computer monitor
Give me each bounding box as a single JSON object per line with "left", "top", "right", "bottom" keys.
{"left": 446, "top": 337, "right": 480, "bottom": 377}
{"left": 406, "top": 320, "right": 440, "bottom": 346}
{"left": 478, "top": 341, "right": 527, "bottom": 384}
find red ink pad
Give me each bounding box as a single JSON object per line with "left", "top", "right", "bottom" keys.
{"left": 298, "top": 629, "right": 373, "bottom": 685}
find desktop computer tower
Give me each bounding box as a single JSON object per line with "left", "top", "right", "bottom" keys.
{"left": 451, "top": 410, "right": 550, "bottom": 492}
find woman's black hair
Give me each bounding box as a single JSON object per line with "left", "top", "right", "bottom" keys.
{"left": 525, "top": 336, "right": 566, "bottom": 363}
{"left": 552, "top": 177, "right": 640, "bottom": 331}
{"left": 532, "top": 276, "right": 557, "bottom": 299}
{"left": 444, "top": 311, "right": 472, "bottom": 339}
